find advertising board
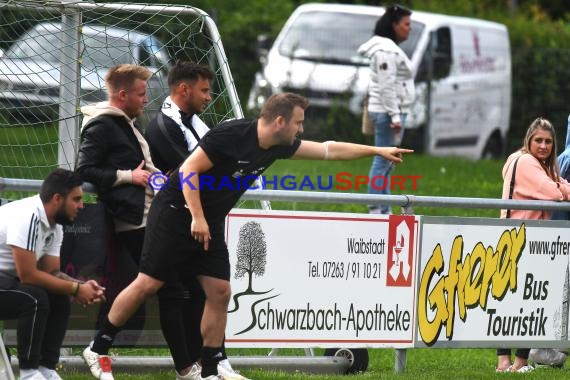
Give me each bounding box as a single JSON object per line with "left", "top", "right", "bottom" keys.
{"left": 225, "top": 210, "right": 420, "bottom": 348}
{"left": 417, "top": 217, "right": 570, "bottom": 348}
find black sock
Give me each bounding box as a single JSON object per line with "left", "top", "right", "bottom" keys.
{"left": 201, "top": 346, "right": 223, "bottom": 377}
{"left": 220, "top": 339, "right": 228, "bottom": 360}
{"left": 91, "top": 316, "right": 121, "bottom": 355}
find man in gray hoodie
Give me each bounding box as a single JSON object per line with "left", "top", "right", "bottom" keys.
{"left": 76, "top": 64, "right": 159, "bottom": 380}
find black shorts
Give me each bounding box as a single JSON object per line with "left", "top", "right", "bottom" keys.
{"left": 140, "top": 201, "right": 230, "bottom": 282}
{"left": 158, "top": 259, "right": 205, "bottom": 300}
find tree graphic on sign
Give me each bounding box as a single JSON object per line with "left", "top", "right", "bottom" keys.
{"left": 229, "top": 220, "right": 277, "bottom": 331}
{"left": 234, "top": 221, "right": 267, "bottom": 292}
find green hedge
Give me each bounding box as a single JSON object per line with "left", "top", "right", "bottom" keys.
{"left": 506, "top": 18, "right": 570, "bottom": 151}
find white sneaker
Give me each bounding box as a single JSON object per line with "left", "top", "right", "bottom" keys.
{"left": 176, "top": 363, "right": 202, "bottom": 380}
{"left": 509, "top": 364, "right": 534, "bottom": 373}
{"left": 217, "top": 359, "right": 251, "bottom": 380}
{"left": 19, "top": 368, "right": 47, "bottom": 380}
{"left": 38, "top": 366, "right": 62, "bottom": 380}
{"left": 82, "top": 343, "right": 114, "bottom": 380}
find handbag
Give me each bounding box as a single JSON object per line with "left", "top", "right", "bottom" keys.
{"left": 361, "top": 95, "right": 374, "bottom": 136}
{"left": 505, "top": 156, "right": 520, "bottom": 219}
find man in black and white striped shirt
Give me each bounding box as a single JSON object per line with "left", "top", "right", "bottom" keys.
{"left": 0, "top": 169, "right": 105, "bottom": 380}
{"left": 145, "top": 61, "right": 247, "bottom": 380}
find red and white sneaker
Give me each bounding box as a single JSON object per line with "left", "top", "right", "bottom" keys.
{"left": 82, "top": 342, "right": 114, "bottom": 380}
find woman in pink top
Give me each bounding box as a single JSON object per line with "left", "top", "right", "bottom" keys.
{"left": 501, "top": 117, "right": 570, "bottom": 220}
{"left": 497, "top": 117, "right": 570, "bottom": 373}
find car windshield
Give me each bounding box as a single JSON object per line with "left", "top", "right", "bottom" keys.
{"left": 278, "top": 11, "right": 423, "bottom": 65}
{"left": 6, "top": 30, "right": 62, "bottom": 62}
{"left": 81, "top": 33, "right": 134, "bottom": 68}
{"left": 5, "top": 27, "right": 134, "bottom": 68}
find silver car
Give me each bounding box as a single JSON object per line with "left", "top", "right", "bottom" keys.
{"left": 0, "top": 22, "right": 170, "bottom": 123}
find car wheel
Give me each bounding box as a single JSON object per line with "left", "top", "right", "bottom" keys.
{"left": 323, "top": 347, "right": 369, "bottom": 374}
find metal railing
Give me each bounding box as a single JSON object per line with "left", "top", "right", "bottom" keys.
{"left": 3, "top": 177, "right": 570, "bottom": 214}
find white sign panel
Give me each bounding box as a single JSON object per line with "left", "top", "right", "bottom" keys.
{"left": 417, "top": 217, "right": 570, "bottom": 348}
{"left": 225, "top": 209, "right": 420, "bottom": 348}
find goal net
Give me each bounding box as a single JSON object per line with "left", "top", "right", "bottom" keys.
{"left": 0, "top": 0, "right": 267, "bottom": 348}
{"left": 0, "top": 0, "right": 242, "bottom": 182}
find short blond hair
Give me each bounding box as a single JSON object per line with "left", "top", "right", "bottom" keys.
{"left": 104, "top": 64, "right": 152, "bottom": 95}
{"left": 260, "top": 93, "right": 309, "bottom": 123}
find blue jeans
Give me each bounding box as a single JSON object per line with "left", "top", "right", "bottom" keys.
{"left": 368, "top": 112, "right": 406, "bottom": 213}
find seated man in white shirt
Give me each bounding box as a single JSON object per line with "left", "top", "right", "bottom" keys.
{"left": 0, "top": 168, "right": 105, "bottom": 380}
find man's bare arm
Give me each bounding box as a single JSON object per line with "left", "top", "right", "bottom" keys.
{"left": 293, "top": 140, "right": 413, "bottom": 162}
{"left": 180, "top": 147, "right": 214, "bottom": 250}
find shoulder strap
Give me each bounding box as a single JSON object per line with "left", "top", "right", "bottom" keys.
{"left": 506, "top": 156, "right": 520, "bottom": 219}
{"left": 157, "top": 112, "right": 189, "bottom": 161}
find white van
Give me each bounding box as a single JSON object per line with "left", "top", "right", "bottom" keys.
{"left": 247, "top": 3, "right": 511, "bottom": 159}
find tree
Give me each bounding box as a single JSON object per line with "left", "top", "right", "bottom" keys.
{"left": 234, "top": 221, "right": 267, "bottom": 292}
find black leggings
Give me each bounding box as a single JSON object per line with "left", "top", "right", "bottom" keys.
{"left": 0, "top": 283, "right": 70, "bottom": 369}
{"left": 497, "top": 348, "right": 530, "bottom": 360}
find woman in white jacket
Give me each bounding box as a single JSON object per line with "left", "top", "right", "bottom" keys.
{"left": 358, "top": 4, "right": 414, "bottom": 214}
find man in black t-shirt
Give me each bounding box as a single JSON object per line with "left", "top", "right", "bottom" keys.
{"left": 82, "top": 92, "right": 412, "bottom": 380}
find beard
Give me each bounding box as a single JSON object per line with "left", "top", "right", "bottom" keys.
{"left": 275, "top": 130, "right": 296, "bottom": 146}
{"left": 128, "top": 104, "right": 144, "bottom": 119}
{"left": 54, "top": 206, "right": 74, "bottom": 225}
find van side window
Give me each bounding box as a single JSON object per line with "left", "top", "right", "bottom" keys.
{"left": 433, "top": 27, "right": 452, "bottom": 79}
{"left": 416, "top": 27, "right": 452, "bottom": 82}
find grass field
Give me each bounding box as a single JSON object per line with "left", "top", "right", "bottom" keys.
{"left": 0, "top": 123, "right": 58, "bottom": 180}
{"left": 256, "top": 154, "right": 504, "bottom": 218}
{"left": 50, "top": 347, "right": 570, "bottom": 379}
{"left": 3, "top": 130, "right": 565, "bottom": 379}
